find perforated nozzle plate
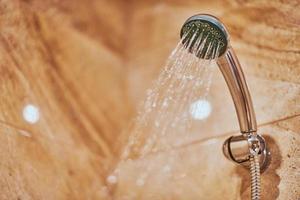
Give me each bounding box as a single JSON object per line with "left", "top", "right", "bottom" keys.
{"left": 180, "top": 14, "right": 228, "bottom": 59}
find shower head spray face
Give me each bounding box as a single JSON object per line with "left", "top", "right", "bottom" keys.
{"left": 180, "top": 14, "right": 229, "bottom": 59}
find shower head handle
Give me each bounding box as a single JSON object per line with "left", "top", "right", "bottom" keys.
{"left": 217, "top": 47, "right": 257, "bottom": 133}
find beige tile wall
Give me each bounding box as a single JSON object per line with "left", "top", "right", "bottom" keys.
{"left": 0, "top": 0, "right": 298, "bottom": 199}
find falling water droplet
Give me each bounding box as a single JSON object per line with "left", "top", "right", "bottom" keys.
{"left": 162, "top": 99, "right": 168, "bottom": 107}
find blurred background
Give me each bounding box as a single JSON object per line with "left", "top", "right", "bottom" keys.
{"left": 0, "top": 0, "right": 299, "bottom": 199}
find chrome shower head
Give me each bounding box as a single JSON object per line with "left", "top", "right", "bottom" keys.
{"left": 180, "top": 14, "right": 270, "bottom": 172}
{"left": 180, "top": 13, "right": 256, "bottom": 135}
{"left": 180, "top": 14, "right": 270, "bottom": 199}
{"left": 180, "top": 14, "right": 229, "bottom": 59}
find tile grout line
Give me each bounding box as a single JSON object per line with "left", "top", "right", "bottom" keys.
{"left": 132, "top": 113, "right": 300, "bottom": 160}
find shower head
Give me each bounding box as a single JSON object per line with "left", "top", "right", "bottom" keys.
{"left": 180, "top": 14, "right": 229, "bottom": 59}
{"left": 180, "top": 13, "right": 257, "bottom": 134}
{"left": 180, "top": 14, "right": 270, "bottom": 172}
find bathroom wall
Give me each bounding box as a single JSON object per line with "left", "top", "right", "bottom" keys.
{"left": 0, "top": 0, "right": 298, "bottom": 199}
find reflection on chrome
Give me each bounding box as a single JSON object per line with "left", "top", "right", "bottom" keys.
{"left": 22, "top": 104, "right": 40, "bottom": 124}
{"left": 189, "top": 99, "right": 211, "bottom": 120}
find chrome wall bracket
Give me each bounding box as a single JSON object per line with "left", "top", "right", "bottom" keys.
{"left": 222, "top": 134, "right": 271, "bottom": 171}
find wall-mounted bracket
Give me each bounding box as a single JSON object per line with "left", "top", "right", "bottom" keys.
{"left": 222, "top": 134, "right": 271, "bottom": 172}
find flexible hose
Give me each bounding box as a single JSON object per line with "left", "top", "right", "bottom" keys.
{"left": 249, "top": 155, "right": 261, "bottom": 200}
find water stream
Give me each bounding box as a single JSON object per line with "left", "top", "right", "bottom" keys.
{"left": 105, "top": 30, "right": 222, "bottom": 199}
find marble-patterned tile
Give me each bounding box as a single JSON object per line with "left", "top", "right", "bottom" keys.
{"left": 113, "top": 116, "right": 300, "bottom": 200}
{"left": 0, "top": 0, "right": 131, "bottom": 198}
